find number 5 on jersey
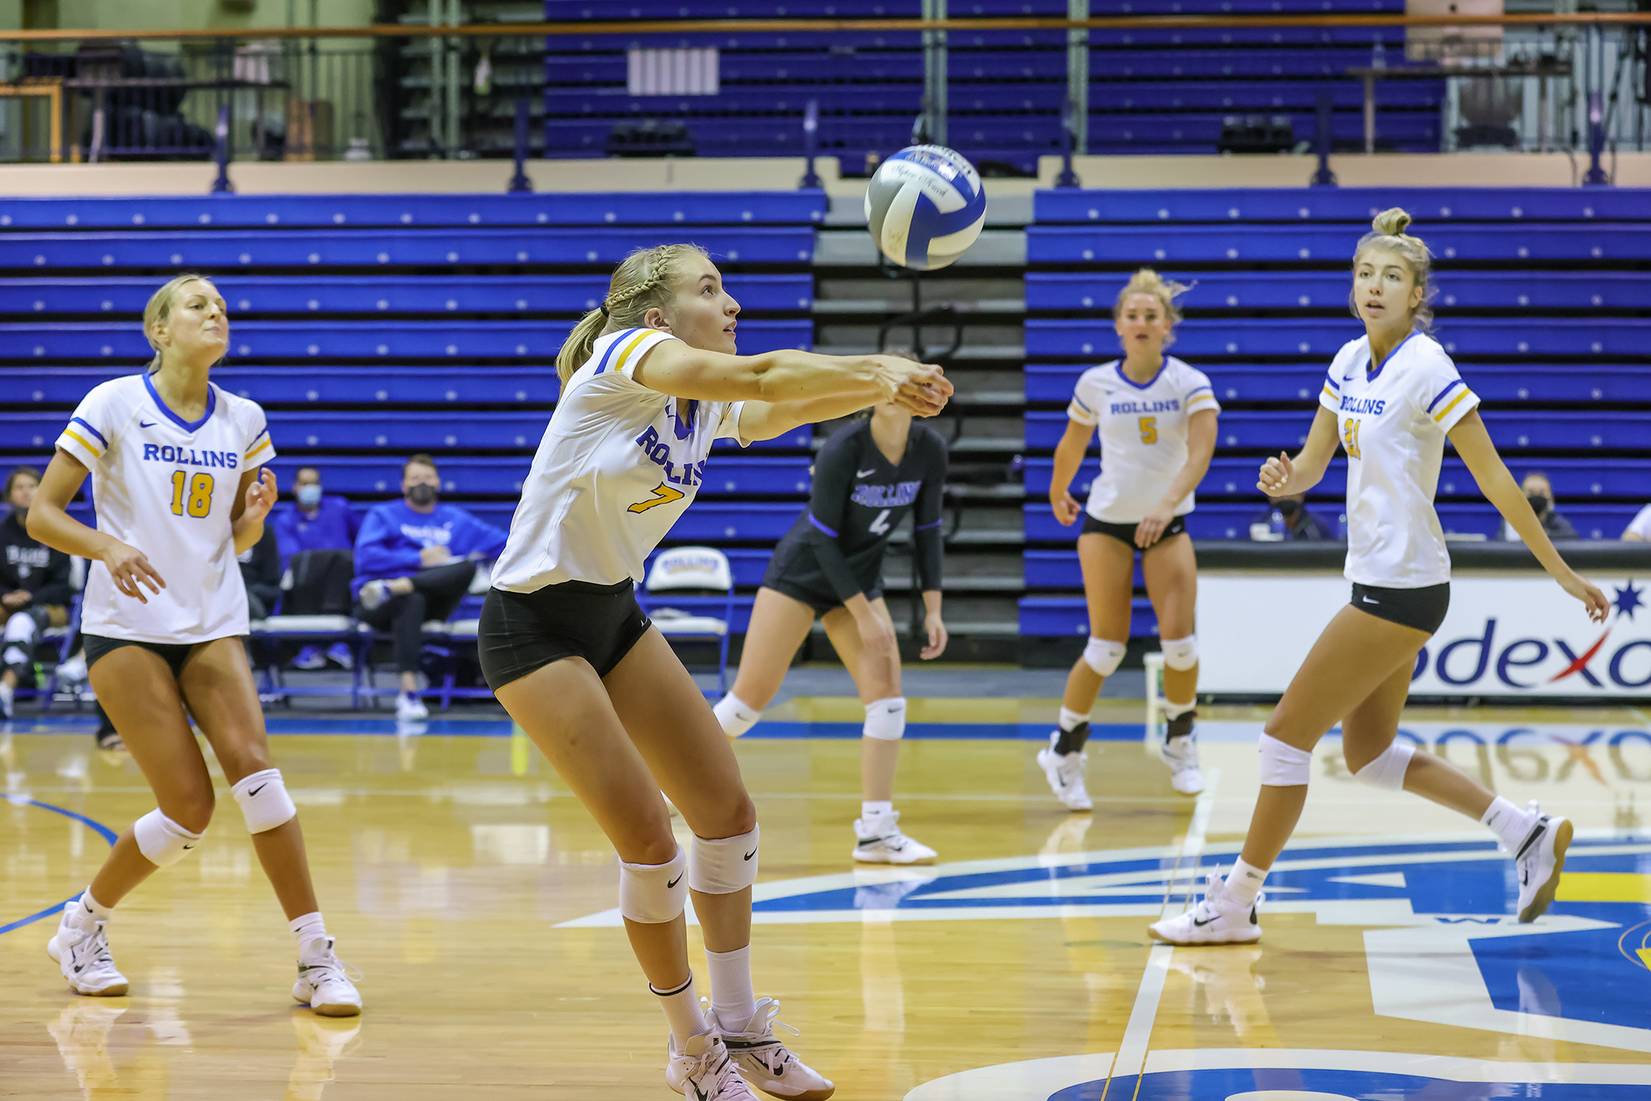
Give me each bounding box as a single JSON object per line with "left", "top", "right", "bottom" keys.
{"left": 1138, "top": 416, "right": 1158, "bottom": 445}
{"left": 1342, "top": 418, "right": 1362, "bottom": 460}
{"left": 169, "top": 470, "right": 214, "bottom": 518}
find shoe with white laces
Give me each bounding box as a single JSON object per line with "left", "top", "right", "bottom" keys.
{"left": 851, "top": 811, "right": 937, "bottom": 865}
{"left": 713, "top": 998, "right": 835, "bottom": 1101}
{"left": 292, "top": 937, "right": 363, "bottom": 1017}
{"left": 0, "top": 681, "right": 14, "bottom": 721}
{"left": 395, "top": 693, "right": 429, "bottom": 722}
{"left": 666, "top": 1030, "right": 761, "bottom": 1100}
{"left": 1514, "top": 807, "right": 1573, "bottom": 923}
{"left": 1159, "top": 734, "right": 1205, "bottom": 796}
{"left": 1036, "top": 733, "right": 1093, "bottom": 811}
{"left": 1148, "top": 871, "right": 1263, "bottom": 946}
{"left": 46, "top": 900, "right": 128, "bottom": 997}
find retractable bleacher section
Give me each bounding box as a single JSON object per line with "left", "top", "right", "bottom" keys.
{"left": 0, "top": 191, "right": 829, "bottom": 653}
{"left": 1022, "top": 187, "right": 1651, "bottom": 642}
{"left": 543, "top": 0, "right": 1436, "bottom": 177}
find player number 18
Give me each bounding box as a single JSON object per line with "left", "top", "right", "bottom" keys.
{"left": 169, "top": 469, "right": 215, "bottom": 518}
{"left": 1342, "top": 418, "right": 1362, "bottom": 460}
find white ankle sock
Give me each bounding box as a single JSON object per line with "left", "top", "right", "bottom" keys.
{"left": 1482, "top": 796, "right": 1537, "bottom": 853}
{"left": 289, "top": 911, "right": 328, "bottom": 949}
{"left": 79, "top": 888, "right": 113, "bottom": 921}
{"left": 1058, "top": 707, "right": 1087, "bottom": 731}
{"left": 706, "top": 946, "right": 758, "bottom": 1031}
{"left": 861, "top": 800, "right": 893, "bottom": 821}
{"left": 713, "top": 693, "right": 761, "bottom": 737}
{"left": 1224, "top": 859, "right": 1268, "bottom": 907}
{"left": 652, "top": 974, "right": 710, "bottom": 1047}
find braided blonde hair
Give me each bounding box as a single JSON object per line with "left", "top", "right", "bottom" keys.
{"left": 556, "top": 243, "right": 711, "bottom": 384}
{"left": 1352, "top": 207, "right": 1436, "bottom": 331}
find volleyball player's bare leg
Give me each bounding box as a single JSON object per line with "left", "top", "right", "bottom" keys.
{"left": 820, "top": 598, "right": 933, "bottom": 864}
{"left": 1040, "top": 532, "right": 1133, "bottom": 810}
{"left": 606, "top": 628, "right": 835, "bottom": 1098}
{"left": 720, "top": 587, "right": 819, "bottom": 731}
{"left": 175, "top": 637, "right": 360, "bottom": 1014}
{"left": 1140, "top": 532, "right": 1203, "bottom": 792}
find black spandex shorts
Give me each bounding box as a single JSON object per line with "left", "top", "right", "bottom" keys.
{"left": 477, "top": 579, "right": 653, "bottom": 692}
{"left": 83, "top": 634, "right": 217, "bottom": 679}
{"left": 1349, "top": 582, "right": 1451, "bottom": 635}
{"left": 1080, "top": 512, "right": 1188, "bottom": 547}
{"left": 761, "top": 539, "right": 883, "bottom": 616}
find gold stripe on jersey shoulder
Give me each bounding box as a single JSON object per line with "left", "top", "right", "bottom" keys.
{"left": 62, "top": 428, "right": 103, "bottom": 456}
{"left": 613, "top": 329, "right": 656, "bottom": 375}
{"left": 245, "top": 435, "right": 274, "bottom": 461}
{"left": 1432, "top": 388, "right": 1472, "bottom": 423}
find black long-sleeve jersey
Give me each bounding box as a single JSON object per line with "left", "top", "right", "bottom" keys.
{"left": 0, "top": 510, "right": 72, "bottom": 608}
{"left": 765, "top": 417, "right": 947, "bottom": 605}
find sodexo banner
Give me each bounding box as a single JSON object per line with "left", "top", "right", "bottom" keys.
{"left": 1201, "top": 573, "right": 1648, "bottom": 698}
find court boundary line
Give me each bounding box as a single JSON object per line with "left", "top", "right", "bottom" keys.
{"left": 0, "top": 796, "right": 118, "bottom": 937}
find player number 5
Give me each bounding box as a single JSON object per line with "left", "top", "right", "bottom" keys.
{"left": 1138, "top": 416, "right": 1158, "bottom": 445}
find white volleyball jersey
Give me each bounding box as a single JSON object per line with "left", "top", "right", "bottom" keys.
{"left": 56, "top": 373, "right": 276, "bottom": 643}
{"left": 1319, "top": 331, "right": 1479, "bottom": 588}
{"left": 1067, "top": 357, "right": 1220, "bottom": 523}
{"left": 491, "top": 327, "right": 747, "bottom": 591}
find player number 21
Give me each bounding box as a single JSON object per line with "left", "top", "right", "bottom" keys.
{"left": 169, "top": 469, "right": 214, "bottom": 518}
{"left": 1343, "top": 418, "right": 1362, "bottom": 459}
{"left": 1138, "top": 416, "right": 1158, "bottom": 445}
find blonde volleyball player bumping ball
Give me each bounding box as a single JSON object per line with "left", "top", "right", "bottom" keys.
{"left": 27, "top": 274, "right": 361, "bottom": 1015}
{"left": 1150, "top": 210, "right": 1609, "bottom": 946}
{"left": 479, "top": 244, "right": 950, "bottom": 1101}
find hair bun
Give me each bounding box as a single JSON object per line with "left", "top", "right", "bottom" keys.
{"left": 1372, "top": 207, "right": 1413, "bottom": 237}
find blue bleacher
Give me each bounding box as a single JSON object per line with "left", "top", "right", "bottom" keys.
{"left": 1033, "top": 187, "right": 1651, "bottom": 224}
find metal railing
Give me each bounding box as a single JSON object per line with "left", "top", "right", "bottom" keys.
{"left": 0, "top": 12, "right": 1645, "bottom": 173}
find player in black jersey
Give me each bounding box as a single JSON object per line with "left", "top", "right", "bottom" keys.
{"left": 713, "top": 400, "right": 948, "bottom": 864}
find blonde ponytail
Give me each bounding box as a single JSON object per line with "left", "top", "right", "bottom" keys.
{"left": 1113, "top": 267, "right": 1192, "bottom": 344}
{"left": 143, "top": 272, "right": 213, "bottom": 375}
{"left": 555, "top": 243, "right": 711, "bottom": 384}
{"left": 1352, "top": 206, "right": 1436, "bottom": 331}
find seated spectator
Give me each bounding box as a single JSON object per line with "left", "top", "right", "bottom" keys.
{"left": 238, "top": 522, "right": 282, "bottom": 621}
{"left": 1248, "top": 492, "right": 1332, "bottom": 542}
{"left": 1, "top": 467, "right": 73, "bottom": 722}
{"left": 1503, "top": 471, "right": 1577, "bottom": 542}
{"left": 1623, "top": 503, "right": 1651, "bottom": 543}
{"left": 354, "top": 453, "right": 507, "bottom": 721}
{"left": 272, "top": 466, "right": 361, "bottom": 669}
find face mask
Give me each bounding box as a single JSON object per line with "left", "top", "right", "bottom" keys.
{"left": 1527, "top": 493, "right": 1551, "bottom": 514}
{"left": 295, "top": 485, "right": 322, "bottom": 509}
{"left": 1276, "top": 497, "right": 1301, "bottom": 517}
{"left": 407, "top": 484, "right": 438, "bottom": 507}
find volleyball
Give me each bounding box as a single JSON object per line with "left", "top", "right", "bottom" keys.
{"left": 864, "top": 144, "right": 987, "bottom": 270}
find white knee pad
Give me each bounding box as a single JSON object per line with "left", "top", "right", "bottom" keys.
{"left": 689, "top": 825, "right": 760, "bottom": 894}
{"left": 863, "top": 697, "right": 906, "bottom": 741}
{"left": 619, "top": 845, "right": 688, "bottom": 924}
{"left": 133, "top": 808, "right": 203, "bottom": 868}
{"left": 230, "top": 768, "right": 297, "bottom": 834}
{"left": 713, "top": 693, "right": 762, "bottom": 738}
{"left": 1353, "top": 741, "right": 1415, "bottom": 791}
{"left": 1161, "top": 634, "right": 1198, "bottom": 671}
{"left": 1257, "top": 733, "right": 1312, "bottom": 786}
{"left": 1082, "top": 637, "right": 1127, "bottom": 677}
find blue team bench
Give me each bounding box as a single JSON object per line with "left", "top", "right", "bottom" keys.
{"left": 1025, "top": 271, "right": 1651, "bottom": 312}
{"left": 1025, "top": 363, "right": 1651, "bottom": 407}
{"left": 1024, "top": 409, "right": 1651, "bottom": 452}
{"left": 1022, "top": 501, "right": 1641, "bottom": 544}
{"left": 1023, "top": 456, "right": 1651, "bottom": 502}
{"left": 0, "top": 228, "right": 817, "bottom": 270}
{"left": 0, "top": 192, "right": 828, "bottom": 231}
{"left": 0, "top": 319, "right": 811, "bottom": 362}
{"left": 0, "top": 274, "right": 814, "bottom": 316}
{"left": 1027, "top": 224, "right": 1651, "bottom": 265}
{"left": 1033, "top": 187, "right": 1651, "bottom": 224}
{"left": 1024, "top": 318, "right": 1651, "bottom": 361}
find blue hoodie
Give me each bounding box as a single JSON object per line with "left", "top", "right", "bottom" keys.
{"left": 352, "top": 500, "right": 508, "bottom": 597}
{"left": 272, "top": 495, "right": 362, "bottom": 567}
